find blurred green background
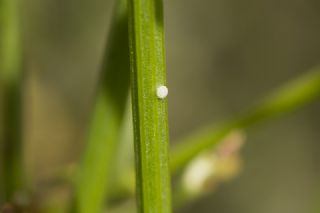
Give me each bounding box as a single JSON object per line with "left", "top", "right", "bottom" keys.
{"left": 22, "top": 0, "right": 320, "bottom": 212}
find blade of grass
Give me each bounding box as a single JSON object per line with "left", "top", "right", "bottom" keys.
{"left": 0, "top": 0, "right": 24, "bottom": 202}
{"left": 128, "top": 0, "right": 172, "bottom": 212}
{"left": 171, "top": 66, "right": 320, "bottom": 172}
{"left": 74, "top": 0, "right": 130, "bottom": 212}
{"left": 107, "top": 101, "right": 135, "bottom": 203}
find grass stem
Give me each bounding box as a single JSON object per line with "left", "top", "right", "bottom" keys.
{"left": 128, "top": 0, "right": 172, "bottom": 212}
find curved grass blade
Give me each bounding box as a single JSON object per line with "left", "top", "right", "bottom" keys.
{"left": 171, "top": 67, "right": 320, "bottom": 172}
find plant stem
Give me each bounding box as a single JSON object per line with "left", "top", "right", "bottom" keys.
{"left": 74, "top": 0, "right": 130, "bottom": 212}
{"left": 128, "top": 0, "right": 171, "bottom": 212}
{"left": 0, "top": 0, "right": 24, "bottom": 202}
{"left": 170, "top": 67, "right": 320, "bottom": 172}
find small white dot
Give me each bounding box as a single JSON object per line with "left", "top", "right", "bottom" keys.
{"left": 156, "top": 86, "right": 168, "bottom": 99}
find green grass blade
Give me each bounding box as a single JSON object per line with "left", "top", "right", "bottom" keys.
{"left": 128, "top": 0, "right": 172, "bottom": 212}
{"left": 0, "top": 0, "right": 24, "bottom": 201}
{"left": 170, "top": 67, "right": 320, "bottom": 172}
{"left": 74, "top": 1, "right": 130, "bottom": 212}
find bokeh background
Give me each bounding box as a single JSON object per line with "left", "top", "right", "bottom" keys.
{"left": 22, "top": 0, "right": 320, "bottom": 212}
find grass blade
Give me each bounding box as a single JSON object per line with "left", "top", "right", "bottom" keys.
{"left": 74, "top": 0, "right": 130, "bottom": 212}
{"left": 0, "top": 0, "right": 24, "bottom": 202}
{"left": 128, "top": 0, "right": 172, "bottom": 212}
{"left": 170, "top": 67, "right": 320, "bottom": 172}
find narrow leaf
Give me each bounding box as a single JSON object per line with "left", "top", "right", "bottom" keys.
{"left": 170, "top": 67, "right": 320, "bottom": 172}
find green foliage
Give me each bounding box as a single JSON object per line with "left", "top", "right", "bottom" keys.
{"left": 1, "top": 1, "right": 320, "bottom": 213}
{"left": 107, "top": 67, "right": 320, "bottom": 207}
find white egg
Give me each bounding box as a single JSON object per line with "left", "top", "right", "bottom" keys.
{"left": 156, "top": 85, "right": 168, "bottom": 99}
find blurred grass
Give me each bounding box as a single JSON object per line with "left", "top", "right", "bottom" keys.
{"left": 74, "top": 0, "right": 130, "bottom": 213}
{"left": 171, "top": 66, "right": 320, "bottom": 172}
{"left": 0, "top": 0, "right": 25, "bottom": 201}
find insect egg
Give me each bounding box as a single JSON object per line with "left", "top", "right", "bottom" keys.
{"left": 156, "top": 85, "right": 168, "bottom": 99}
